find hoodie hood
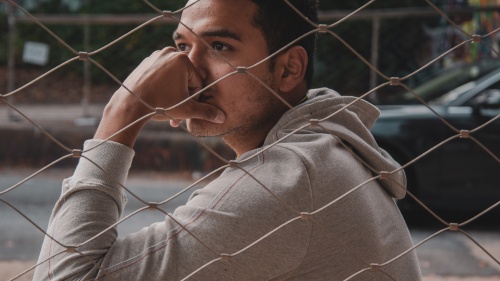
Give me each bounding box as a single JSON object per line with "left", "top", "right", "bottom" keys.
{"left": 263, "top": 88, "right": 407, "bottom": 199}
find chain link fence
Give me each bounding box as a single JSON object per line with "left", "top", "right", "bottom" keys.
{"left": 1, "top": 0, "right": 499, "bottom": 280}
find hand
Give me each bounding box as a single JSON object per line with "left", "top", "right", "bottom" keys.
{"left": 94, "top": 47, "right": 226, "bottom": 147}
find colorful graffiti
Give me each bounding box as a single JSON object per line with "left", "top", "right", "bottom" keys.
{"left": 429, "top": 0, "right": 500, "bottom": 66}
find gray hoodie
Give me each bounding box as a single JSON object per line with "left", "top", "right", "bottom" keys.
{"left": 34, "top": 88, "right": 421, "bottom": 280}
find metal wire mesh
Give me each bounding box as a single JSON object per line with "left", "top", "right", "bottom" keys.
{"left": 1, "top": 0, "right": 499, "bottom": 280}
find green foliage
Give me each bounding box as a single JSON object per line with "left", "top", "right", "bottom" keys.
{"left": 319, "top": 0, "right": 429, "bottom": 10}
{"left": 31, "top": 0, "right": 74, "bottom": 14}
{"left": 313, "top": 0, "right": 441, "bottom": 95}
{"left": 5, "top": 0, "right": 446, "bottom": 98}
{"left": 88, "top": 23, "right": 175, "bottom": 83}
{"left": 313, "top": 20, "right": 372, "bottom": 95}
{"left": 11, "top": 0, "right": 178, "bottom": 83}
{"left": 0, "top": 13, "right": 7, "bottom": 65}
{"left": 15, "top": 19, "right": 83, "bottom": 78}
{"left": 85, "top": 0, "right": 187, "bottom": 14}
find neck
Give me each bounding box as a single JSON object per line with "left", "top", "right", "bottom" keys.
{"left": 226, "top": 87, "right": 309, "bottom": 156}
{"left": 222, "top": 120, "right": 276, "bottom": 157}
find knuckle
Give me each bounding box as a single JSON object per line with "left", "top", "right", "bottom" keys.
{"left": 159, "top": 47, "right": 187, "bottom": 61}
{"left": 160, "top": 46, "right": 176, "bottom": 54}
{"left": 164, "top": 46, "right": 177, "bottom": 52}
{"left": 171, "top": 52, "right": 189, "bottom": 62}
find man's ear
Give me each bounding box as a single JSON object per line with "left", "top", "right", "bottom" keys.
{"left": 276, "top": 46, "right": 308, "bottom": 93}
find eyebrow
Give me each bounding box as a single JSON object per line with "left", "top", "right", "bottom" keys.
{"left": 172, "top": 28, "right": 242, "bottom": 42}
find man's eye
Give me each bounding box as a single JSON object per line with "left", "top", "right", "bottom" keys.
{"left": 177, "top": 44, "right": 188, "bottom": 52}
{"left": 213, "top": 42, "right": 229, "bottom": 51}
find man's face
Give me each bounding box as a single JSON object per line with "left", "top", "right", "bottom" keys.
{"left": 173, "top": 0, "right": 284, "bottom": 142}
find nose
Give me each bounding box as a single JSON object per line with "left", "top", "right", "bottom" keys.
{"left": 188, "top": 46, "right": 208, "bottom": 81}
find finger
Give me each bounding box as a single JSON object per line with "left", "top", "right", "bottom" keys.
{"left": 170, "top": 119, "right": 182, "bottom": 127}
{"left": 184, "top": 100, "right": 226, "bottom": 124}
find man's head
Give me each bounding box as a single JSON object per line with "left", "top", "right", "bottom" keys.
{"left": 249, "top": 0, "right": 318, "bottom": 88}
{"left": 174, "top": 0, "right": 318, "bottom": 154}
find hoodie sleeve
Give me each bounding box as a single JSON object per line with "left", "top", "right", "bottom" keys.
{"left": 33, "top": 140, "right": 134, "bottom": 280}
{"left": 33, "top": 140, "right": 314, "bottom": 281}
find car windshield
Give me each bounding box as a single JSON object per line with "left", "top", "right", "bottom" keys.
{"left": 429, "top": 81, "right": 477, "bottom": 106}
{"left": 379, "top": 60, "right": 500, "bottom": 105}
{"left": 394, "top": 65, "right": 482, "bottom": 104}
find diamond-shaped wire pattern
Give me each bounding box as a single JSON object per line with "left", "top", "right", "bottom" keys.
{"left": 1, "top": 0, "right": 499, "bottom": 280}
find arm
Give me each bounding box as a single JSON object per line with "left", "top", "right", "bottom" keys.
{"left": 33, "top": 144, "right": 313, "bottom": 280}
{"left": 93, "top": 47, "right": 225, "bottom": 147}
{"left": 34, "top": 47, "right": 226, "bottom": 280}
{"left": 33, "top": 140, "right": 134, "bottom": 281}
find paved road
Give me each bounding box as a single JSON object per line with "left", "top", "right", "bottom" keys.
{"left": 0, "top": 168, "right": 193, "bottom": 260}
{"left": 1, "top": 169, "right": 499, "bottom": 280}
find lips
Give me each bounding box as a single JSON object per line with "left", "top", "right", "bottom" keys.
{"left": 196, "top": 87, "right": 215, "bottom": 103}
{"left": 198, "top": 92, "right": 212, "bottom": 102}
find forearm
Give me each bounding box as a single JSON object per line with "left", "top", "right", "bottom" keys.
{"left": 94, "top": 95, "right": 152, "bottom": 147}
{"left": 34, "top": 140, "right": 134, "bottom": 280}
{"left": 33, "top": 46, "right": 227, "bottom": 280}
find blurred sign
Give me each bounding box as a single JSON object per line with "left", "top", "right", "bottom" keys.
{"left": 22, "top": 41, "right": 50, "bottom": 66}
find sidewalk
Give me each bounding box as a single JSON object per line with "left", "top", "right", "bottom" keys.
{"left": 0, "top": 104, "right": 104, "bottom": 129}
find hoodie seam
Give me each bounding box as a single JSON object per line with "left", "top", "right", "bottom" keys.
{"left": 273, "top": 144, "right": 315, "bottom": 278}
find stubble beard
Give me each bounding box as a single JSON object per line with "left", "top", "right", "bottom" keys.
{"left": 187, "top": 74, "right": 279, "bottom": 140}
{"left": 186, "top": 119, "right": 228, "bottom": 137}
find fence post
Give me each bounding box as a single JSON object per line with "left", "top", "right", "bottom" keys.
{"left": 6, "top": 2, "right": 18, "bottom": 121}
{"left": 370, "top": 16, "right": 380, "bottom": 103}
{"left": 81, "top": 0, "right": 91, "bottom": 118}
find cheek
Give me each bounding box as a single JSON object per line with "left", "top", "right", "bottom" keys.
{"left": 213, "top": 68, "right": 275, "bottom": 111}
{"left": 215, "top": 73, "right": 252, "bottom": 97}
{"left": 208, "top": 62, "right": 234, "bottom": 78}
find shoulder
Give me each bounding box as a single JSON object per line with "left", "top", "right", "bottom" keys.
{"left": 196, "top": 145, "right": 314, "bottom": 214}
{"left": 270, "top": 129, "right": 343, "bottom": 166}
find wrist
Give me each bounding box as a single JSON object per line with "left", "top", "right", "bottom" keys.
{"left": 94, "top": 100, "right": 152, "bottom": 147}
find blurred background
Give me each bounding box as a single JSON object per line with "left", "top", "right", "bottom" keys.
{"left": 1, "top": 0, "right": 499, "bottom": 280}
{"left": 2, "top": 0, "right": 500, "bottom": 169}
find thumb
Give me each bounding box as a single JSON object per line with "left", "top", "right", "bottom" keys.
{"left": 185, "top": 100, "right": 226, "bottom": 124}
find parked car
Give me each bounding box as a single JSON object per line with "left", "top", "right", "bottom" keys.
{"left": 371, "top": 68, "right": 500, "bottom": 213}
{"left": 378, "top": 59, "right": 500, "bottom": 105}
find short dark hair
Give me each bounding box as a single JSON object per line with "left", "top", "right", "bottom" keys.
{"left": 249, "top": 0, "right": 318, "bottom": 88}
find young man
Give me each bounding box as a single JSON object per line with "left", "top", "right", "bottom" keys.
{"left": 34, "top": 0, "right": 422, "bottom": 280}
